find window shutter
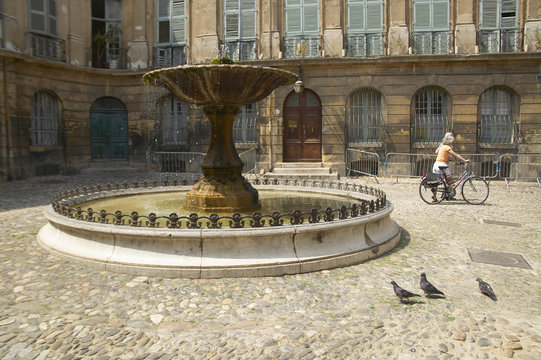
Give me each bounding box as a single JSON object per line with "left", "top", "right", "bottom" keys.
{"left": 286, "top": 7, "right": 302, "bottom": 34}
{"left": 171, "top": 0, "right": 185, "bottom": 44}
{"left": 226, "top": 13, "right": 239, "bottom": 39}
{"left": 500, "top": 0, "right": 517, "bottom": 29}
{"left": 432, "top": 0, "right": 449, "bottom": 31}
{"left": 158, "top": 0, "right": 169, "bottom": 17}
{"left": 48, "top": 0, "right": 57, "bottom": 35}
{"left": 366, "top": 1, "right": 382, "bottom": 32}
{"left": 348, "top": 1, "right": 364, "bottom": 32}
{"left": 414, "top": 1, "right": 431, "bottom": 31}
{"left": 241, "top": 10, "right": 256, "bottom": 38}
{"left": 303, "top": 1, "right": 319, "bottom": 33}
{"left": 481, "top": 0, "right": 498, "bottom": 29}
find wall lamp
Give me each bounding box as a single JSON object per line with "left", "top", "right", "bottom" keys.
{"left": 294, "top": 65, "right": 304, "bottom": 94}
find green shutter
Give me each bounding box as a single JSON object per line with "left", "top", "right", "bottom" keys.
{"left": 242, "top": 10, "right": 256, "bottom": 38}
{"left": 414, "top": 1, "right": 431, "bottom": 31}
{"left": 171, "top": 0, "right": 185, "bottom": 43}
{"left": 226, "top": 0, "right": 239, "bottom": 11}
{"left": 481, "top": 0, "right": 498, "bottom": 29}
{"left": 226, "top": 13, "right": 239, "bottom": 39}
{"left": 432, "top": 0, "right": 449, "bottom": 31}
{"left": 242, "top": 0, "right": 256, "bottom": 10}
{"left": 303, "top": 1, "right": 319, "bottom": 33}
{"left": 501, "top": 0, "right": 517, "bottom": 29}
{"left": 348, "top": 1, "right": 364, "bottom": 32}
{"left": 286, "top": 7, "right": 302, "bottom": 34}
{"left": 366, "top": 1, "right": 382, "bottom": 32}
{"left": 158, "top": 0, "right": 169, "bottom": 17}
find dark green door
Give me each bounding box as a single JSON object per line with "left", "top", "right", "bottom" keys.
{"left": 90, "top": 98, "right": 128, "bottom": 160}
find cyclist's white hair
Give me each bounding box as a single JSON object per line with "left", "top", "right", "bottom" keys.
{"left": 442, "top": 134, "right": 454, "bottom": 145}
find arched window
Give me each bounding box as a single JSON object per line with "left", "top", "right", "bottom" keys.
{"left": 160, "top": 95, "right": 188, "bottom": 145}
{"left": 234, "top": 103, "right": 258, "bottom": 144}
{"left": 413, "top": 87, "right": 449, "bottom": 143}
{"left": 348, "top": 88, "right": 383, "bottom": 144}
{"left": 31, "top": 91, "right": 59, "bottom": 146}
{"left": 479, "top": 87, "right": 515, "bottom": 144}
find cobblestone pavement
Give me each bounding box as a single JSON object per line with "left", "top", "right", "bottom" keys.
{"left": 0, "top": 173, "right": 540, "bottom": 360}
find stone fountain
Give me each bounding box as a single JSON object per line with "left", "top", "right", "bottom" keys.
{"left": 37, "top": 63, "right": 401, "bottom": 278}
{"left": 143, "top": 64, "right": 297, "bottom": 212}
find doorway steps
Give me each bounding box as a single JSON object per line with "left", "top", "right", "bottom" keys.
{"left": 265, "top": 162, "right": 339, "bottom": 180}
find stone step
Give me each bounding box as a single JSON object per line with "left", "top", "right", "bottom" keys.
{"left": 264, "top": 173, "right": 339, "bottom": 180}
{"left": 271, "top": 167, "right": 332, "bottom": 175}
{"left": 274, "top": 162, "right": 324, "bottom": 168}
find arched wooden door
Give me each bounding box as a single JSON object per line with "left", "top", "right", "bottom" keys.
{"left": 90, "top": 97, "right": 128, "bottom": 160}
{"left": 283, "top": 90, "right": 322, "bottom": 162}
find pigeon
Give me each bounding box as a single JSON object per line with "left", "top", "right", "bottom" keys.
{"left": 390, "top": 281, "right": 421, "bottom": 303}
{"left": 476, "top": 278, "right": 497, "bottom": 301}
{"left": 420, "top": 273, "right": 445, "bottom": 298}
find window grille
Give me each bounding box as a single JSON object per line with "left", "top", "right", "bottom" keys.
{"left": 284, "top": 0, "right": 320, "bottom": 58}
{"left": 224, "top": 0, "right": 257, "bottom": 61}
{"left": 479, "top": 0, "right": 518, "bottom": 53}
{"left": 157, "top": 0, "right": 186, "bottom": 45}
{"left": 479, "top": 87, "right": 513, "bottom": 144}
{"left": 348, "top": 89, "right": 382, "bottom": 144}
{"left": 413, "top": 0, "right": 450, "bottom": 54}
{"left": 413, "top": 87, "right": 447, "bottom": 143}
{"left": 31, "top": 91, "right": 59, "bottom": 146}
{"left": 160, "top": 95, "right": 188, "bottom": 146}
{"left": 347, "top": 0, "right": 383, "bottom": 57}
{"left": 153, "top": 46, "right": 186, "bottom": 67}
{"left": 234, "top": 104, "right": 258, "bottom": 144}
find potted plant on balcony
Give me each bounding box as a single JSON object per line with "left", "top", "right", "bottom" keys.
{"left": 92, "top": 26, "right": 121, "bottom": 68}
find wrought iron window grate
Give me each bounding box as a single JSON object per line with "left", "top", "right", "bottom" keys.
{"left": 413, "top": 87, "right": 448, "bottom": 143}
{"left": 348, "top": 89, "right": 382, "bottom": 144}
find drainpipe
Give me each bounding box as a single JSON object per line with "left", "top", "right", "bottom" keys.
{"left": 1, "top": 0, "right": 13, "bottom": 180}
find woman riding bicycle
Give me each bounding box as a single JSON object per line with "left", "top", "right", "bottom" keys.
{"left": 432, "top": 134, "right": 470, "bottom": 201}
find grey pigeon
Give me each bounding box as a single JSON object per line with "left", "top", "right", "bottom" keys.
{"left": 476, "top": 278, "right": 497, "bottom": 301}
{"left": 420, "top": 273, "right": 445, "bottom": 297}
{"left": 390, "top": 281, "right": 421, "bottom": 303}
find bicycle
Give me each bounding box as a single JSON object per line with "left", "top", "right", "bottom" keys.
{"left": 419, "top": 162, "right": 490, "bottom": 205}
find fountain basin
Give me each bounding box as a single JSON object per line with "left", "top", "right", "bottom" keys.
{"left": 37, "top": 179, "right": 400, "bottom": 278}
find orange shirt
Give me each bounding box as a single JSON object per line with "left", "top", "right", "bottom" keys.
{"left": 436, "top": 145, "right": 452, "bottom": 163}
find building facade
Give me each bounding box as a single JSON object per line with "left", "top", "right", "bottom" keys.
{"left": 0, "top": 0, "right": 540, "bottom": 180}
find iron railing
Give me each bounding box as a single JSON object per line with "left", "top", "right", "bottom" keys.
{"left": 346, "top": 33, "right": 384, "bottom": 57}
{"left": 153, "top": 46, "right": 186, "bottom": 67}
{"left": 224, "top": 40, "right": 257, "bottom": 61}
{"left": 239, "top": 148, "right": 257, "bottom": 174}
{"left": 151, "top": 151, "right": 205, "bottom": 180}
{"left": 412, "top": 31, "right": 450, "bottom": 55}
{"left": 28, "top": 33, "right": 66, "bottom": 62}
{"left": 478, "top": 29, "right": 520, "bottom": 53}
{"left": 284, "top": 35, "right": 320, "bottom": 58}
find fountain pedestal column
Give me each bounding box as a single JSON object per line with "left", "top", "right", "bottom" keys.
{"left": 184, "top": 105, "right": 261, "bottom": 212}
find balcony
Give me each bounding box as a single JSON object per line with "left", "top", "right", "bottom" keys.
{"left": 346, "top": 33, "right": 384, "bottom": 57}
{"left": 413, "top": 31, "right": 450, "bottom": 55}
{"left": 153, "top": 46, "right": 186, "bottom": 68}
{"left": 224, "top": 40, "right": 257, "bottom": 61}
{"left": 479, "top": 30, "right": 520, "bottom": 53}
{"left": 284, "top": 35, "right": 320, "bottom": 58}
{"left": 28, "top": 33, "right": 66, "bottom": 62}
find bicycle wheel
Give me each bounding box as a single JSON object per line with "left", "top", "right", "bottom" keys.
{"left": 461, "top": 176, "right": 490, "bottom": 205}
{"left": 419, "top": 178, "right": 446, "bottom": 204}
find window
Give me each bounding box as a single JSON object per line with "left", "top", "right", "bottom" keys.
{"left": 413, "top": 87, "right": 448, "bottom": 143}
{"left": 348, "top": 89, "right": 382, "bottom": 144}
{"left": 160, "top": 95, "right": 188, "bottom": 146}
{"left": 92, "top": 0, "right": 122, "bottom": 68}
{"left": 29, "top": 0, "right": 57, "bottom": 36}
{"left": 155, "top": 0, "right": 186, "bottom": 66}
{"left": 347, "top": 0, "right": 383, "bottom": 57}
{"left": 479, "top": 87, "right": 514, "bottom": 144}
{"left": 413, "top": 0, "right": 450, "bottom": 54}
{"left": 479, "top": 0, "right": 518, "bottom": 53}
{"left": 224, "top": 0, "right": 257, "bottom": 61}
{"left": 285, "top": 0, "right": 319, "bottom": 58}
{"left": 234, "top": 104, "right": 258, "bottom": 144}
{"left": 31, "top": 91, "right": 59, "bottom": 146}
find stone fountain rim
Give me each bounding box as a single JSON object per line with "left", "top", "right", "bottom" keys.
{"left": 142, "top": 64, "right": 299, "bottom": 86}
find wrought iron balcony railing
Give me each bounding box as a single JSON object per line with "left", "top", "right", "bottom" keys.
{"left": 412, "top": 31, "right": 450, "bottom": 55}
{"left": 478, "top": 29, "right": 520, "bottom": 53}
{"left": 153, "top": 46, "right": 186, "bottom": 68}
{"left": 284, "top": 35, "right": 320, "bottom": 58}
{"left": 28, "top": 33, "right": 66, "bottom": 62}
{"left": 223, "top": 40, "right": 257, "bottom": 61}
{"left": 346, "top": 33, "right": 384, "bottom": 57}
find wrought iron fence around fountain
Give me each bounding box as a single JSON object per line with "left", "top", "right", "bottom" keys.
{"left": 50, "top": 177, "right": 387, "bottom": 229}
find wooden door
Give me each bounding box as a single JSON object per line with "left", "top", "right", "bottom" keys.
{"left": 283, "top": 90, "right": 322, "bottom": 162}
{"left": 90, "top": 97, "right": 129, "bottom": 161}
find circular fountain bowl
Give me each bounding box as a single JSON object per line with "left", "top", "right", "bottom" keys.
{"left": 37, "top": 179, "right": 401, "bottom": 278}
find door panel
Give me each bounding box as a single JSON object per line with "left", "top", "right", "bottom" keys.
{"left": 90, "top": 110, "right": 128, "bottom": 161}
{"left": 283, "top": 90, "right": 322, "bottom": 162}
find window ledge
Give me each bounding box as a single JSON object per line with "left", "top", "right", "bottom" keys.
{"left": 30, "top": 145, "right": 63, "bottom": 152}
